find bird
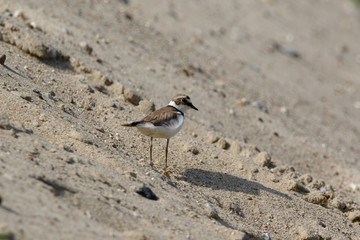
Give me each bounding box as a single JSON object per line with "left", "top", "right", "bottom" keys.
{"left": 122, "top": 93, "right": 198, "bottom": 173}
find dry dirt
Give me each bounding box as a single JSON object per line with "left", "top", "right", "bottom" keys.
{"left": 1, "top": 0, "right": 360, "bottom": 239}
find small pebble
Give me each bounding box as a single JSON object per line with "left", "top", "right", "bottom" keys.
{"left": 253, "top": 101, "right": 269, "bottom": 113}
{"left": 347, "top": 210, "right": 360, "bottom": 223}
{"left": 112, "top": 82, "right": 124, "bottom": 95}
{"left": 287, "top": 180, "right": 310, "bottom": 193}
{"left": 217, "top": 138, "right": 230, "bottom": 150}
{"left": 330, "top": 197, "right": 346, "bottom": 211}
{"left": 44, "top": 93, "right": 55, "bottom": 101}
{"left": 280, "top": 106, "right": 289, "bottom": 114}
{"left": 237, "top": 98, "right": 249, "bottom": 106}
{"left": 229, "top": 141, "right": 242, "bottom": 154}
{"left": 0, "top": 54, "right": 6, "bottom": 65}
{"left": 14, "top": 10, "right": 25, "bottom": 19}
{"left": 297, "top": 226, "right": 322, "bottom": 240}
{"left": 94, "top": 85, "right": 107, "bottom": 94}
{"left": 79, "top": 42, "right": 93, "bottom": 55}
{"left": 69, "top": 129, "right": 93, "bottom": 145}
{"left": 298, "top": 174, "right": 313, "bottom": 185}
{"left": 103, "top": 76, "right": 113, "bottom": 86}
{"left": 204, "top": 202, "right": 219, "bottom": 219}
{"left": 303, "top": 191, "right": 329, "bottom": 207}
{"left": 48, "top": 163, "right": 54, "bottom": 170}
{"left": 0, "top": 114, "right": 11, "bottom": 130}
{"left": 253, "top": 151, "right": 272, "bottom": 167}
{"left": 206, "top": 132, "right": 220, "bottom": 144}
{"left": 136, "top": 186, "right": 158, "bottom": 200}
{"left": 186, "top": 145, "right": 199, "bottom": 155}
{"left": 124, "top": 88, "right": 141, "bottom": 106}
{"left": 349, "top": 183, "right": 360, "bottom": 191}
{"left": 59, "top": 104, "right": 66, "bottom": 111}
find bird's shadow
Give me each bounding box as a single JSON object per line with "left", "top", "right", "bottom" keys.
{"left": 179, "top": 168, "right": 291, "bottom": 200}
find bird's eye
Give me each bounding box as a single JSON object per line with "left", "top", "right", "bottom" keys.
{"left": 180, "top": 98, "right": 184, "bottom": 103}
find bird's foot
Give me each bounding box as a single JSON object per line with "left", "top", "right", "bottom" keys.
{"left": 162, "top": 170, "right": 170, "bottom": 179}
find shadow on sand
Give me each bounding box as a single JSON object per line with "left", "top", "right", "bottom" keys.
{"left": 180, "top": 168, "right": 291, "bottom": 200}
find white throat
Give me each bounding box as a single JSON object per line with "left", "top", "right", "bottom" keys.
{"left": 168, "top": 100, "right": 186, "bottom": 112}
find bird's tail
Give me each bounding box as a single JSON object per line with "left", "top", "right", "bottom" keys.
{"left": 121, "top": 121, "right": 141, "bottom": 127}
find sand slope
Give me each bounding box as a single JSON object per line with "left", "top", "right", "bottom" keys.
{"left": 1, "top": 0, "right": 360, "bottom": 239}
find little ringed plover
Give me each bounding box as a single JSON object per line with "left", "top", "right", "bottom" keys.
{"left": 122, "top": 94, "right": 198, "bottom": 171}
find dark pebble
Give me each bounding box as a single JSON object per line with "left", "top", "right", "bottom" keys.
{"left": 0, "top": 54, "right": 6, "bottom": 65}
{"left": 21, "top": 96, "right": 32, "bottom": 102}
{"left": 136, "top": 186, "right": 158, "bottom": 200}
{"left": 48, "top": 163, "right": 54, "bottom": 170}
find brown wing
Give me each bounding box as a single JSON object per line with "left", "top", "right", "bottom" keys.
{"left": 142, "top": 106, "right": 180, "bottom": 126}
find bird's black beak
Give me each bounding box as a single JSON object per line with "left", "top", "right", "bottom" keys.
{"left": 189, "top": 102, "right": 198, "bottom": 111}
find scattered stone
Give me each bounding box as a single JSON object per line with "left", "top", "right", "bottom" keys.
{"left": 330, "top": 197, "right": 346, "bottom": 211}
{"left": 253, "top": 151, "right": 272, "bottom": 167}
{"left": 112, "top": 82, "right": 125, "bottom": 95}
{"left": 44, "top": 93, "right": 55, "bottom": 101}
{"left": 217, "top": 138, "right": 230, "bottom": 150}
{"left": 0, "top": 54, "right": 6, "bottom": 65}
{"left": 287, "top": 180, "right": 310, "bottom": 193}
{"left": 303, "top": 191, "right": 329, "bottom": 207}
{"left": 184, "top": 144, "right": 199, "bottom": 155}
{"left": 103, "top": 76, "right": 113, "bottom": 86}
{"left": 129, "top": 172, "right": 137, "bottom": 178}
{"left": 308, "top": 179, "right": 325, "bottom": 190}
{"left": 297, "top": 226, "right": 322, "bottom": 240}
{"left": 299, "top": 174, "right": 313, "bottom": 185}
{"left": 230, "top": 231, "right": 250, "bottom": 240}
{"left": 253, "top": 101, "right": 268, "bottom": 113}
{"left": 21, "top": 95, "right": 32, "bottom": 102}
{"left": 224, "top": 201, "right": 242, "bottom": 216}
{"left": 280, "top": 106, "right": 289, "bottom": 114}
{"left": 66, "top": 157, "right": 75, "bottom": 164}
{"left": 94, "top": 85, "right": 107, "bottom": 94}
{"left": 0, "top": 115, "right": 11, "bottom": 130}
{"left": 79, "top": 42, "right": 93, "bottom": 55}
{"left": 239, "top": 148, "right": 252, "bottom": 158}
{"left": 138, "top": 100, "right": 155, "bottom": 114}
{"left": 48, "top": 163, "right": 54, "bottom": 170}
{"left": 282, "top": 46, "right": 300, "bottom": 58}
{"left": 124, "top": 88, "right": 141, "bottom": 106}
{"left": 124, "top": 12, "right": 133, "bottom": 21}
{"left": 204, "top": 202, "right": 219, "bottom": 219}
{"left": 59, "top": 104, "right": 66, "bottom": 111}
{"left": 230, "top": 141, "right": 242, "bottom": 154}
{"left": 206, "top": 132, "right": 220, "bottom": 144}
{"left": 237, "top": 98, "right": 250, "bottom": 106}
{"left": 14, "top": 10, "right": 26, "bottom": 19}
{"left": 269, "top": 42, "right": 301, "bottom": 58}
{"left": 180, "top": 68, "right": 194, "bottom": 77}
{"left": 349, "top": 183, "right": 360, "bottom": 191}
{"left": 68, "top": 129, "right": 93, "bottom": 145}
{"left": 9, "top": 128, "right": 17, "bottom": 138}
{"left": 348, "top": 210, "right": 360, "bottom": 223}
{"left": 136, "top": 186, "right": 158, "bottom": 201}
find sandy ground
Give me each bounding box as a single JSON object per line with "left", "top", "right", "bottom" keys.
{"left": 1, "top": 0, "right": 360, "bottom": 239}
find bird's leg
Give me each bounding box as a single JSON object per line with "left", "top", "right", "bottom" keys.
{"left": 149, "top": 137, "right": 154, "bottom": 167}
{"left": 165, "top": 138, "right": 169, "bottom": 170}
